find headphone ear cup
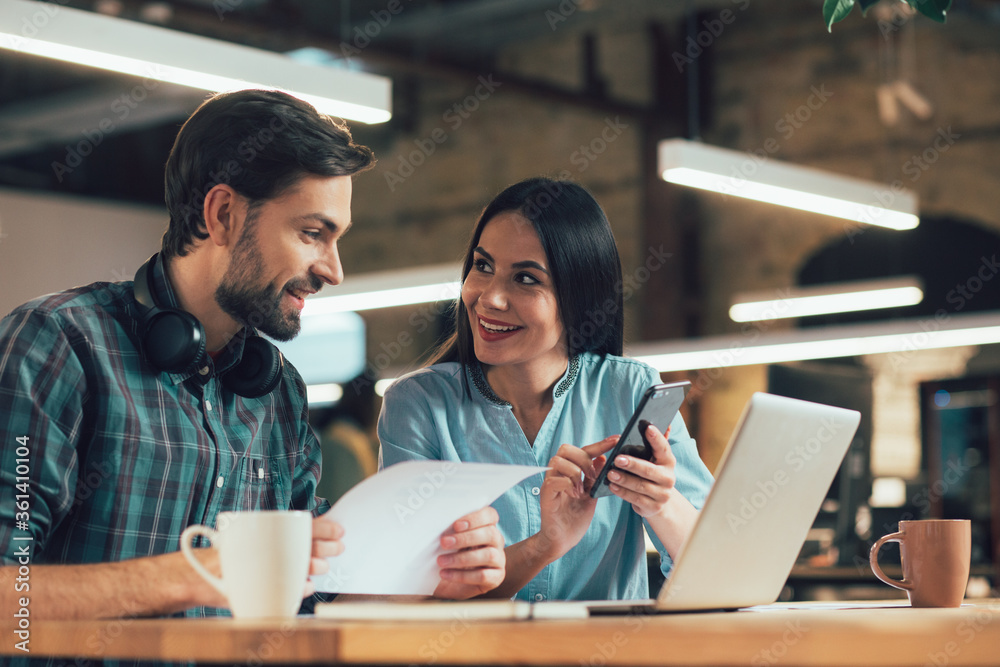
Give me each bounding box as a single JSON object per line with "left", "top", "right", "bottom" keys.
{"left": 142, "top": 309, "right": 206, "bottom": 374}
{"left": 222, "top": 335, "right": 283, "bottom": 399}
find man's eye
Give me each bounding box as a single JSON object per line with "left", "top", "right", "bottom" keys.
{"left": 304, "top": 230, "right": 321, "bottom": 240}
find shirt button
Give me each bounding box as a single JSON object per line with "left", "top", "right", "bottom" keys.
{"left": 205, "top": 400, "right": 212, "bottom": 411}
{"left": 198, "top": 366, "right": 210, "bottom": 376}
{"left": 531, "top": 487, "right": 541, "bottom": 496}
{"left": 534, "top": 593, "right": 545, "bottom": 601}
{"left": 216, "top": 475, "right": 224, "bottom": 488}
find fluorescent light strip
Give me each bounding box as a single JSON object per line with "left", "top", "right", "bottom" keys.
{"left": 371, "top": 315, "right": 1000, "bottom": 390}
{"left": 663, "top": 167, "right": 919, "bottom": 230}
{"left": 305, "top": 282, "right": 461, "bottom": 315}
{"left": 305, "top": 383, "right": 343, "bottom": 405}
{"left": 304, "top": 263, "right": 463, "bottom": 316}
{"left": 629, "top": 313, "right": 1000, "bottom": 372}
{"left": 374, "top": 379, "right": 396, "bottom": 397}
{"left": 729, "top": 278, "right": 924, "bottom": 322}
{"left": 658, "top": 139, "right": 919, "bottom": 230}
{"left": 0, "top": 1, "right": 391, "bottom": 124}
{"left": 9, "top": 38, "right": 386, "bottom": 122}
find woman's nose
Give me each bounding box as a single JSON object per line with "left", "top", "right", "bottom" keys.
{"left": 478, "top": 277, "right": 507, "bottom": 310}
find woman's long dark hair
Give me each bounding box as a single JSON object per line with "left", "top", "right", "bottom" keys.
{"left": 427, "top": 177, "right": 624, "bottom": 373}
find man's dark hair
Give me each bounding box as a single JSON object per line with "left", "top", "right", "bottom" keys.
{"left": 428, "top": 177, "right": 625, "bottom": 374}
{"left": 161, "top": 89, "right": 375, "bottom": 260}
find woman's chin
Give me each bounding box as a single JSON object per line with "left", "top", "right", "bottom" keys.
{"left": 473, "top": 345, "right": 514, "bottom": 367}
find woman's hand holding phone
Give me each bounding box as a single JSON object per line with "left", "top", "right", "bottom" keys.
{"left": 604, "top": 422, "right": 679, "bottom": 518}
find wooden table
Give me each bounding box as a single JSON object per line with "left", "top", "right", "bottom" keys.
{"left": 4, "top": 600, "right": 999, "bottom": 665}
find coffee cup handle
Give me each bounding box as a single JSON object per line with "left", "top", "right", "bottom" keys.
{"left": 179, "top": 525, "right": 227, "bottom": 596}
{"left": 869, "top": 531, "right": 913, "bottom": 591}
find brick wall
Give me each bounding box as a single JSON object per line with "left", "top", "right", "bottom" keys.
{"left": 346, "top": 0, "right": 1000, "bottom": 472}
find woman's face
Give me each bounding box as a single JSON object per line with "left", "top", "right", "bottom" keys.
{"left": 462, "top": 211, "right": 567, "bottom": 371}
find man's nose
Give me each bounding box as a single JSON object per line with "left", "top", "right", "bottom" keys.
{"left": 314, "top": 245, "right": 344, "bottom": 286}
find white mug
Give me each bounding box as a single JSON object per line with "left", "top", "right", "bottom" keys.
{"left": 180, "top": 510, "right": 312, "bottom": 618}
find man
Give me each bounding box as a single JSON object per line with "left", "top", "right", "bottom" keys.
{"left": 0, "top": 89, "right": 505, "bottom": 620}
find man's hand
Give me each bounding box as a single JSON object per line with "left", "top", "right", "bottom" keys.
{"left": 303, "top": 514, "right": 345, "bottom": 597}
{"left": 433, "top": 506, "right": 505, "bottom": 600}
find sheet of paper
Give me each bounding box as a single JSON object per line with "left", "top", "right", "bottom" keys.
{"left": 311, "top": 460, "right": 546, "bottom": 595}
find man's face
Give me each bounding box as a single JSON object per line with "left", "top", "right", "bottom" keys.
{"left": 215, "top": 174, "right": 352, "bottom": 341}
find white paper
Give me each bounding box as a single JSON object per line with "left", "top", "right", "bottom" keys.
{"left": 312, "top": 460, "right": 546, "bottom": 595}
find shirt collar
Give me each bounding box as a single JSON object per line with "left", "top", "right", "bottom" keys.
{"left": 467, "top": 354, "right": 581, "bottom": 408}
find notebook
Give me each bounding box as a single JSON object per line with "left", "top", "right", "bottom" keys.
{"left": 576, "top": 391, "right": 861, "bottom": 615}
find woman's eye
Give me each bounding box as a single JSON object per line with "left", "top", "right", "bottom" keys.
{"left": 473, "top": 258, "right": 493, "bottom": 273}
{"left": 517, "top": 273, "right": 540, "bottom": 285}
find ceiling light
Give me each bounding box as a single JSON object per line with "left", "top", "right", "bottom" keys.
{"left": 629, "top": 312, "right": 1000, "bottom": 371}
{"left": 0, "top": 0, "right": 391, "bottom": 124}
{"left": 374, "top": 379, "right": 396, "bottom": 397}
{"left": 304, "top": 264, "right": 462, "bottom": 315}
{"left": 370, "top": 314, "right": 1000, "bottom": 391}
{"left": 658, "top": 139, "right": 919, "bottom": 230}
{"left": 729, "top": 277, "right": 924, "bottom": 322}
{"left": 305, "top": 383, "right": 344, "bottom": 406}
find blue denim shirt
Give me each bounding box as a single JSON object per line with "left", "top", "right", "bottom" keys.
{"left": 378, "top": 352, "right": 714, "bottom": 601}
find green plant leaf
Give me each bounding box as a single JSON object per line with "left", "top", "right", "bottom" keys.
{"left": 824, "top": 0, "right": 857, "bottom": 30}
{"left": 907, "top": 0, "right": 951, "bottom": 22}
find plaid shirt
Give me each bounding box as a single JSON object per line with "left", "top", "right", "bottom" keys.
{"left": 0, "top": 258, "right": 326, "bottom": 621}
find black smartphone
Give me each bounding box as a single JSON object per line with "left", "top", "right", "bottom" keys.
{"left": 590, "top": 380, "right": 691, "bottom": 499}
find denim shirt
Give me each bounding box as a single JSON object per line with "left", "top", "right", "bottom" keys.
{"left": 378, "top": 352, "right": 714, "bottom": 601}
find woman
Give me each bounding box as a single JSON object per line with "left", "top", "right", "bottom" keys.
{"left": 378, "top": 177, "right": 714, "bottom": 601}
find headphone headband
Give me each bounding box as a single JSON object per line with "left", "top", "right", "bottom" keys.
{"left": 131, "top": 253, "right": 283, "bottom": 398}
{"left": 132, "top": 253, "right": 158, "bottom": 311}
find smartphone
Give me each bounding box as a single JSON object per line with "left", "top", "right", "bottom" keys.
{"left": 590, "top": 380, "right": 691, "bottom": 499}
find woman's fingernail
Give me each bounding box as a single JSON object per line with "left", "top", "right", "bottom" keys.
{"left": 455, "top": 521, "right": 469, "bottom": 531}
{"left": 608, "top": 471, "right": 620, "bottom": 481}
{"left": 616, "top": 456, "right": 628, "bottom": 467}
{"left": 441, "top": 536, "right": 456, "bottom": 548}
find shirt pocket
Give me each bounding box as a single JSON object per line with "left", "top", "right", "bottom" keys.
{"left": 234, "top": 455, "right": 291, "bottom": 511}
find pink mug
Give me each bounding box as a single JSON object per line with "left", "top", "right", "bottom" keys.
{"left": 869, "top": 519, "right": 971, "bottom": 608}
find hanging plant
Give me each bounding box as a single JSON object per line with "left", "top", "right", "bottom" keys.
{"left": 824, "top": 0, "right": 952, "bottom": 30}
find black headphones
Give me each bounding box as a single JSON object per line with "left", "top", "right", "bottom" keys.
{"left": 132, "top": 254, "right": 284, "bottom": 399}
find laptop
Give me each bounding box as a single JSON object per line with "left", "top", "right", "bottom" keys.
{"left": 577, "top": 391, "right": 861, "bottom": 615}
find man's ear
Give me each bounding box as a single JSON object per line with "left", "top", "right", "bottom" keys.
{"left": 203, "top": 184, "right": 244, "bottom": 247}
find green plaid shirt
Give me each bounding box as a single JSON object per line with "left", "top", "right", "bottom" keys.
{"left": 0, "top": 258, "right": 327, "bottom": 622}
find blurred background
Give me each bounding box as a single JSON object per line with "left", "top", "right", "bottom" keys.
{"left": 1, "top": 0, "right": 998, "bottom": 598}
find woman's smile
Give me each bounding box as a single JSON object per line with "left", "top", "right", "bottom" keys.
{"left": 476, "top": 314, "right": 524, "bottom": 342}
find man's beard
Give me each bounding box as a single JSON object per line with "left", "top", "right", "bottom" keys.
{"left": 214, "top": 215, "right": 318, "bottom": 342}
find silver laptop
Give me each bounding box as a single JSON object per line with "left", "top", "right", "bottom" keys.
{"left": 581, "top": 391, "right": 861, "bottom": 615}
